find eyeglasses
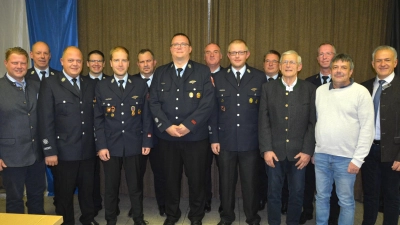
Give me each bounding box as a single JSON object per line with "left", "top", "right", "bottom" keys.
{"left": 171, "top": 43, "right": 190, "bottom": 48}
{"left": 281, "top": 60, "right": 297, "bottom": 65}
{"left": 318, "top": 52, "right": 334, "bottom": 57}
{"left": 265, "top": 60, "right": 279, "bottom": 64}
{"left": 228, "top": 51, "right": 247, "bottom": 56}
{"left": 88, "top": 60, "right": 104, "bottom": 63}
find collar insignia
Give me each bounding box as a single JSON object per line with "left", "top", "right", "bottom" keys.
{"left": 247, "top": 69, "right": 251, "bottom": 73}
{"left": 227, "top": 69, "right": 231, "bottom": 73}
{"left": 188, "top": 64, "right": 192, "bottom": 68}
{"left": 111, "top": 79, "right": 115, "bottom": 83}
{"left": 51, "top": 72, "right": 54, "bottom": 75}
{"left": 61, "top": 77, "right": 66, "bottom": 82}
{"left": 128, "top": 79, "right": 132, "bottom": 83}
{"left": 31, "top": 71, "right": 35, "bottom": 74}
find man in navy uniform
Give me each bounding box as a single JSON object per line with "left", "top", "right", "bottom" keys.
{"left": 149, "top": 33, "right": 214, "bottom": 225}
{"left": 0, "top": 47, "right": 45, "bottom": 214}
{"left": 26, "top": 41, "right": 59, "bottom": 81}
{"left": 38, "top": 46, "right": 98, "bottom": 225}
{"left": 209, "top": 39, "right": 265, "bottom": 225}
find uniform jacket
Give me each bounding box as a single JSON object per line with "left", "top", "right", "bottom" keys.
{"left": 305, "top": 73, "right": 325, "bottom": 87}
{"left": 209, "top": 65, "right": 266, "bottom": 151}
{"left": 0, "top": 76, "right": 42, "bottom": 167}
{"left": 38, "top": 72, "right": 97, "bottom": 161}
{"left": 258, "top": 78, "right": 316, "bottom": 161}
{"left": 94, "top": 75, "right": 153, "bottom": 156}
{"left": 26, "top": 67, "right": 59, "bottom": 82}
{"left": 362, "top": 74, "right": 400, "bottom": 162}
{"left": 149, "top": 60, "right": 215, "bottom": 141}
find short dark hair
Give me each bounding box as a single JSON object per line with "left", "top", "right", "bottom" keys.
{"left": 171, "top": 33, "right": 191, "bottom": 46}
{"left": 264, "top": 50, "right": 281, "bottom": 61}
{"left": 330, "top": 53, "right": 354, "bottom": 70}
{"left": 87, "top": 50, "right": 105, "bottom": 61}
{"left": 137, "top": 49, "right": 155, "bottom": 61}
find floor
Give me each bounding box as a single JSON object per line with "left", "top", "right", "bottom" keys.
{"left": 0, "top": 192, "right": 385, "bottom": 225}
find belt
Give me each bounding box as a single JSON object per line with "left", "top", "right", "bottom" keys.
{"left": 373, "top": 140, "right": 380, "bottom": 145}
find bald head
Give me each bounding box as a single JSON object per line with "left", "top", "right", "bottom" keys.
{"left": 60, "top": 46, "right": 83, "bottom": 78}
{"left": 30, "top": 41, "right": 51, "bottom": 70}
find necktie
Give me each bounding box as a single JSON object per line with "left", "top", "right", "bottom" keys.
{"left": 118, "top": 80, "right": 125, "bottom": 93}
{"left": 322, "top": 76, "right": 329, "bottom": 84}
{"left": 373, "top": 80, "right": 385, "bottom": 123}
{"left": 72, "top": 78, "right": 80, "bottom": 93}
{"left": 177, "top": 68, "right": 183, "bottom": 79}
{"left": 15, "top": 81, "right": 25, "bottom": 92}
{"left": 268, "top": 77, "right": 274, "bottom": 82}
{"left": 95, "top": 78, "right": 100, "bottom": 81}
{"left": 40, "top": 71, "right": 46, "bottom": 81}
{"left": 236, "top": 71, "right": 241, "bottom": 86}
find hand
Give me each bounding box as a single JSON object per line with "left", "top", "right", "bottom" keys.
{"left": 347, "top": 162, "right": 360, "bottom": 174}
{"left": 166, "top": 125, "right": 181, "bottom": 137}
{"left": 294, "top": 152, "right": 311, "bottom": 169}
{"left": 392, "top": 161, "right": 400, "bottom": 171}
{"left": 45, "top": 155, "right": 58, "bottom": 166}
{"left": 98, "top": 149, "right": 110, "bottom": 161}
{"left": 211, "top": 143, "right": 220, "bottom": 155}
{"left": 0, "top": 159, "right": 7, "bottom": 171}
{"left": 264, "top": 151, "right": 278, "bottom": 168}
{"left": 142, "top": 147, "right": 151, "bottom": 155}
{"left": 177, "top": 124, "right": 190, "bottom": 136}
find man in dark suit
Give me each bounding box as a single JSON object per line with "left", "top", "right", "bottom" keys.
{"left": 38, "top": 46, "right": 98, "bottom": 225}
{"left": 134, "top": 48, "right": 166, "bottom": 217}
{"left": 259, "top": 50, "right": 316, "bottom": 225}
{"left": 203, "top": 42, "right": 224, "bottom": 213}
{"left": 361, "top": 45, "right": 400, "bottom": 225}
{"left": 149, "top": 33, "right": 214, "bottom": 225}
{"left": 263, "top": 50, "right": 282, "bottom": 81}
{"left": 302, "top": 43, "right": 339, "bottom": 225}
{"left": 94, "top": 46, "right": 152, "bottom": 225}
{"left": 209, "top": 39, "right": 264, "bottom": 225}
{"left": 26, "top": 41, "right": 59, "bottom": 81}
{"left": 0, "top": 47, "right": 45, "bottom": 214}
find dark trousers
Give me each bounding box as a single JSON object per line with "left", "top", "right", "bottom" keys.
{"left": 2, "top": 160, "right": 46, "bottom": 214}
{"left": 267, "top": 158, "right": 305, "bottom": 225}
{"left": 51, "top": 158, "right": 96, "bottom": 225}
{"left": 361, "top": 144, "right": 400, "bottom": 225}
{"left": 205, "top": 147, "right": 222, "bottom": 203}
{"left": 218, "top": 150, "right": 261, "bottom": 224}
{"left": 159, "top": 138, "right": 208, "bottom": 223}
{"left": 258, "top": 156, "right": 268, "bottom": 202}
{"left": 93, "top": 157, "right": 103, "bottom": 211}
{"left": 141, "top": 143, "right": 165, "bottom": 206}
{"left": 303, "top": 162, "right": 340, "bottom": 219}
{"left": 103, "top": 155, "right": 143, "bottom": 223}
{"left": 264, "top": 164, "right": 290, "bottom": 205}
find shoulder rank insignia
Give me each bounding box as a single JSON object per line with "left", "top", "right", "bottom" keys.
{"left": 251, "top": 88, "right": 257, "bottom": 92}
{"left": 61, "top": 77, "right": 66, "bottom": 82}
{"left": 188, "top": 64, "right": 192, "bottom": 68}
{"left": 227, "top": 69, "right": 231, "bottom": 73}
{"left": 31, "top": 71, "right": 35, "bottom": 74}
{"left": 51, "top": 72, "right": 54, "bottom": 75}
{"left": 247, "top": 69, "right": 251, "bottom": 73}
{"left": 111, "top": 79, "right": 115, "bottom": 83}
{"left": 316, "top": 75, "right": 319, "bottom": 79}
{"left": 132, "top": 96, "right": 139, "bottom": 99}
{"left": 189, "top": 80, "right": 196, "bottom": 84}
{"left": 170, "top": 64, "right": 174, "bottom": 68}
{"left": 128, "top": 79, "right": 132, "bottom": 83}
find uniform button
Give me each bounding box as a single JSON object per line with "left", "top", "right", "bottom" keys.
{"left": 31, "top": 126, "right": 33, "bottom": 129}
{"left": 28, "top": 113, "right": 30, "bottom": 116}
{"left": 285, "top": 117, "right": 288, "bottom": 120}
{"left": 286, "top": 139, "right": 289, "bottom": 142}
{"left": 175, "top": 107, "right": 178, "bottom": 110}
{"left": 32, "top": 139, "right": 35, "bottom": 142}
{"left": 237, "top": 124, "right": 240, "bottom": 127}
{"left": 121, "top": 112, "right": 124, "bottom": 115}
{"left": 121, "top": 103, "right": 124, "bottom": 106}
{"left": 82, "top": 132, "right": 85, "bottom": 135}
{"left": 80, "top": 101, "right": 82, "bottom": 104}
{"left": 81, "top": 111, "right": 83, "bottom": 114}
{"left": 237, "top": 104, "right": 240, "bottom": 106}
{"left": 177, "top": 89, "right": 179, "bottom": 92}
{"left": 107, "top": 103, "right": 110, "bottom": 106}
{"left": 193, "top": 88, "right": 196, "bottom": 91}
{"left": 23, "top": 101, "right": 26, "bottom": 104}
{"left": 285, "top": 128, "right": 288, "bottom": 131}
{"left": 175, "top": 116, "right": 178, "bottom": 119}
{"left": 176, "top": 98, "right": 179, "bottom": 100}
{"left": 286, "top": 92, "right": 288, "bottom": 95}
{"left": 285, "top": 104, "right": 288, "bottom": 107}
{"left": 237, "top": 94, "right": 240, "bottom": 96}
{"left": 63, "top": 100, "right": 66, "bottom": 103}
{"left": 82, "top": 122, "right": 84, "bottom": 124}
{"left": 237, "top": 114, "right": 240, "bottom": 116}
{"left": 57, "top": 136, "right": 60, "bottom": 139}
{"left": 122, "top": 130, "right": 125, "bottom": 133}
{"left": 122, "top": 121, "right": 124, "bottom": 124}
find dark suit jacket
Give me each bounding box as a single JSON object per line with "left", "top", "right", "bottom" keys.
{"left": 149, "top": 60, "right": 215, "bottom": 141}
{"left": 26, "top": 67, "right": 59, "bottom": 82}
{"left": 38, "top": 72, "right": 97, "bottom": 161}
{"left": 305, "top": 73, "right": 330, "bottom": 87}
{"left": 362, "top": 75, "right": 400, "bottom": 162}
{"left": 84, "top": 73, "right": 110, "bottom": 81}
{"left": 0, "top": 76, "right": 42, "bottom": 167}
{"left": 94, "top": 75, "right": 153, "bottom": 156}
{"left": 209, "top": 65, "right": 266, "bottom": 151}
{"left": 258, "top": 78, "right": 316, "bottom": 160}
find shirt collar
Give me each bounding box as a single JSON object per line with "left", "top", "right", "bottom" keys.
{"left": 374, "top": 72, "right": 395, "bottom": 85}
{"left": 329, "top": 78, "right": 354, "bottom": 90}
{"left": 89, "top": 73, "right": 103, "bottom": 80}
{"left": 267, "top": 74, "right": 279, "bottom": 80}
{"left": 113, "top": 74, "right": 128, "bottom": 84}
{"left": 211, "top": 66, "right": 221, "bottom": 74}
{"left": 6, "top": 73, "right": 25, "bottom": 84}
{"left": 281, "top": 77, "right": 297, "bottom": 92}
{"left": 34, "top": 66, "right": 50, "bottom": 79}
{"left": 231, "top": 65, "right": 247, "bottom": 76}
{"left": 174, "top": 63, "right": 188, "bottom": 76}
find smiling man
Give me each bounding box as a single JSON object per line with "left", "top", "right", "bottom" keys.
{"left": 26, "top": 41, "right": 59, "bottom": 81}
{"left": 314, "top": 53, "right": 374, "bottom": 225}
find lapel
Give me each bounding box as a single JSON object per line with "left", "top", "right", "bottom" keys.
{"left": 80, "top": 76, "right": 88, "bottom": 98}
{"left": 25, "top": 79, "right": 35, "bottom": 112}
{"left": 58, "top": 73, "right": 81, "bottom": 98}
{"left": 122, "top": 77, "right": 134, "bottom": 101}
{"left": 183, "top": 61, "right": 194, "bottom": 82}
{"left": 169, "top": 63, "right": 181, "bottom": 87}
{"left": 225, "top": 67, "right": 240, "bottom": 90}
{"left": 108, "top": 76, "right": 123, "bottom": 99}
{"left": 28, "top": 69, "right": 41, "bottom": 82}
{"left": 239, "top": 66, "right": 254, "bottom": 88}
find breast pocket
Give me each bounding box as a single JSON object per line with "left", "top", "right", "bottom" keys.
{"left": 55, "top": 98, "right": 74, "bottom": 115}
{"left": 129, "top": 98, "right": 144, "bottom": 117}
{"left": 101, "top": 99, "right": 117, "bottom": 117}
{"left": 157, "top": 82, "right": 171, "bottom": 103}
{"left": 185, "top": 85, "right": 203, "bottom": 104}
{"left": 217, "top": 91, "right": 230, "bottom": 112}
{"left": 247, "top": 89, "right": 261, "bottom": 107}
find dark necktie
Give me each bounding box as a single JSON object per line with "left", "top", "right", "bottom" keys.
{"left": 373, "top": 80, "right": 385, "bottom": 123}
{"left": 236, "top": 71, "right": 241, "bottom": 86}
{"left": 268, "top": 77, "right": 274, "bottom": 82}
{"left": 177, "top": 68, "right": 183, "bottom": 79}
{"left": 40, "top": 71, "right": 46, "bottom": 81}
{"left": 95, "top": 78, "right": 100, "bottom": 81}
{"left": 72, "top": 78, "right": 80, "bottom": 93}
{"left": 118, "top": 80, "right": 125, "bottom": 93}
{"left": 322, "top": 76, "right": 329, "bottom": 84}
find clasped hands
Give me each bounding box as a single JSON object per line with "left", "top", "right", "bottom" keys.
{"left": 166, "top": 124, "right": 190, "bottom": 137}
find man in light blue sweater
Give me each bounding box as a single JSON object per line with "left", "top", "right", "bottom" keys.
{"left": 314, "top": 53, "right": 374, "bottom": 225}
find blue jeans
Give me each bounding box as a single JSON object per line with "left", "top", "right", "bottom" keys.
{"left": 267, "top": 158, "right": 305, "bottom": 225}
{"left": 315, "top": 153, "right": 356, "bottom": 225}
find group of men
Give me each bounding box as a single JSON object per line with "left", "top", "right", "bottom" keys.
{"left": 0, "top": 33, "right": 399, "bottom": 225}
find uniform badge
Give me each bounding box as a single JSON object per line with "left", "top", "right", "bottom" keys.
{"left": 227, "top": 69, "right": 231, "bottom": 73}
{"left": 251, "top": 88, "right": 257, "bottom": 92}
{"left": 155, "top": 117, "right": 159, "bottom": 123}
{"left": 61, "top": 77, "right": 66, "bottom": 82}
{"left": 221, "top": 106, "right": 226, "bottom": 111}
{"left": 42, "top": 139, "right": 49, "bottom": 145}
{"left": 247, "top": 69, "right": 251, "bottom": 73}
{"left": 196, "top": 92, "right": 201, "bottom": 98}
{"left": 138, "top": 109, "right": 142, "bottom": 115}
{"left": 211, "top": 76, "right": 215, "bottom": 87}
{"left": 188, "top": 64, "right": 192, "bottom": 68}
{"left": 105, "top": 98, "right": 112, "bottom": 100}
{"left": 132, "top": 96, "right": 139, "bottom": 99}
{"left": 111, "top": 113, "right": 114, "bottom": 117}
{"left": 31, "top": 71, "right": 35, "bottom": 74}
{"left": 131, "top": 106, "right": 136, "bottom": 116}
{"left": 189, "top": 80, "right": 196, "bottom": 84}
{"left": 111, "top": 106, "right": 116, "bottom": 113}
{"left": 106, "top": 107, "right": 111, "bottom": 113}
{"left": 255, "top": 99, "right": 258, "bottom": 104}
{"left": 111, "top": 79, "right": 115, "bottom": 83}
{"left": 249, "top": 98, "right": 253, "bottom": 104}
{"left": 93, "top": 97, "right": 96, "bottom": 103}
{"left": 189, "top": 92, "right": 194, "bottom": 98}
{"left": 51, "top": 72, "right": 54, "bottom": 75}
{"left": 128, "top": 79, "right": 132, "bottom": 83}
{"left": 221, "top": 99, "right": 224, "bottom": 102}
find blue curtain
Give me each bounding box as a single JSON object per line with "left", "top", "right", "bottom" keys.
{"left": 25, "top": 0, "right": 78, "bottom": 71}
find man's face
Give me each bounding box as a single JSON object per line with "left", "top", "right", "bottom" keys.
{"left": 331, "top": 60, "right": 353, "bottom": 86}
{"left": 137, "top": 51, "right": 156, "bottom": 77}
{"left": 204, "top": 44, "right": 222, "bottom": 68}
{"left": 87, "top": 53, "right": 105, "bottom": 75}
{"left": 279, "top": 54, "right": 302, "bottom": 78}
{"left": 372, "top": 49, "right": 398, "bottom": 79}
{"left": 110, "top": 50, "right": 129, "bottom": 77}
{"left": 60, "top": 47, "right": 83, "bottom": 78}
{"left": 170, "top": 35, "right": 192, "bottom": 60}
{"left": 317, "top": 44, "right": 335, "bottom": 70}
{"left": 263, "top": 53, "right": 280, "bottom": 76}
{"left": 4, "top": 53, "right": 28, "bottom": 82}
{"left": 30, "top": 42, "right": 51, "bottom": 70}
{"left": 227, "top": 42, "right": 250, "bottom": 70}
